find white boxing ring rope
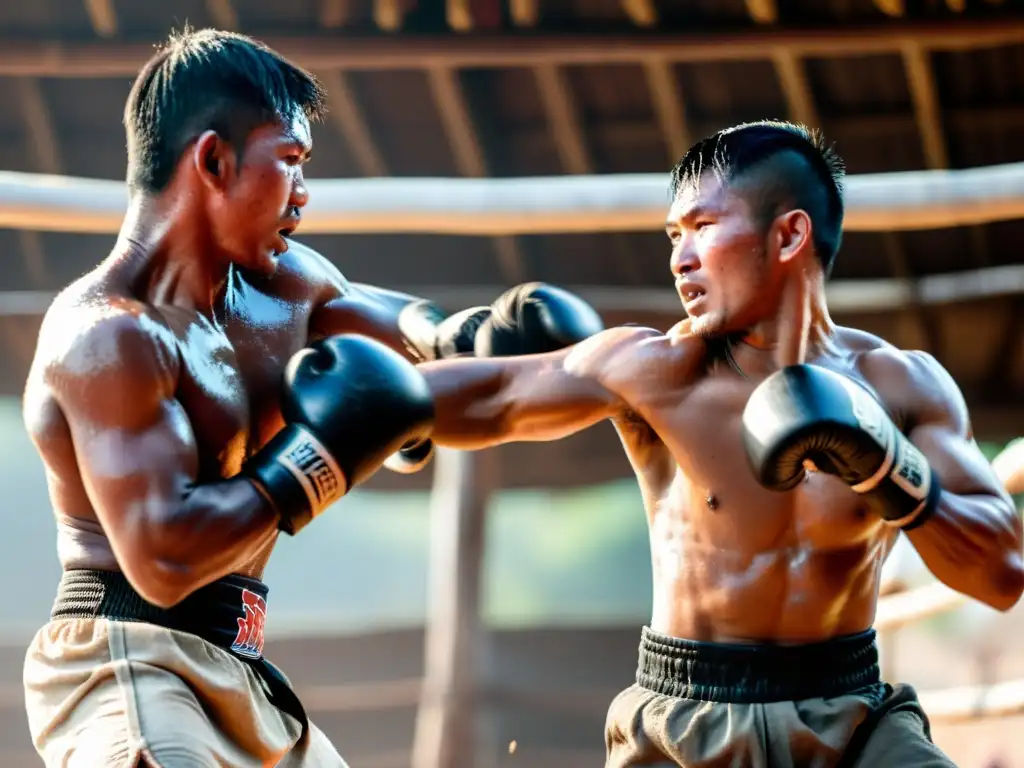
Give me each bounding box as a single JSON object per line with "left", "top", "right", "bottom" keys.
{"left": 5, "top": 160, "right": 1024, "bottom": 235}
{"left": 2, "top": 162, "right": 1023, "bottom": 738}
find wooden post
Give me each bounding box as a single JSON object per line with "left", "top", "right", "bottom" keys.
{"left": 412, "top": 447, "right": 494, "bottom": 768}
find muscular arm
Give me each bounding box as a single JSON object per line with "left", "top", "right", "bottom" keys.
{"left": 876, "top": 352, "right": 1024, "bottom": 611}
{"left": 310, "top": 279, "right": 430, "bottom": 363}
{"left": 418, "top": 326, "right": 651, "bottom": 450}
{"left": 55, "top": 315, "right": 279, "bottom": 608}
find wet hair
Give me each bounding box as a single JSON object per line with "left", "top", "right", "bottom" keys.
{"left": 669, "top": 120, "right": 846, "bottom": 277}
{"left": 124, "top": 27, "right": 327, "bottom": 193}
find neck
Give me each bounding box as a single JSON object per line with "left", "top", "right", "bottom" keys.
{"left": 113, "top": 188, "right": 228, "bottom": 317}
{"left": 734, "top": 272, "right": 835, "bottom": 373}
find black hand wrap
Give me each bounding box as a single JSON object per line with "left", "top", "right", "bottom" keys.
{"left": 244, "top": 335, "right": 435, "bottom": 535}
{"left": 741, "top": 364, "right": 941, "bottom": 531}
{"left": 474, "top": 282, "right": 604, "bottom": 358}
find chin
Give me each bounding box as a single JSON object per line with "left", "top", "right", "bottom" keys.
{"left": 687, "top": 313, "right": 726, "bottom": 339}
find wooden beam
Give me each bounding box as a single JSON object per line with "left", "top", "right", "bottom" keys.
{"left": 412, "top": 448, "right": 494, "bottom": 768}
{"left": 427, "top": 67, "right": 488, "bottom": 179}
{"left": 984, "top": 296, "right": 1024, "bottom": 396}
{"left": 374, "top": 0, "right": 404, "bottom": 31}
{"left": 509, "top": 0, "right": 539, "bottom": 27}
{"left": 82, "top": 0, "right": 117, "bottom": 37}
{"left": 881, "top": 232, "right": 940, "bottom": 354}
{"left": 206, "top": 0, "right": 239, "bottom": 30}
{"left": 446, "top": 0, "right": 473, "bottom": 32}
{"left": 320, "top": 0, "right": 352, "bottom": 27}
{"left": 902, "top": 42, "right": 949, "bottom": 170}
{"left": 427, "top": 65, "right": 526, "bottom": 282}
{"left": 318, "top": 70, "right": 388, "bottom": 177}
{"left": 12, "top": 19, "right": 1024, "bottom": 77}
{"left": 622, "top": 0, "right": 658, "bottom": 28}
{"left": 13, "top": 79, "right": 62, "bottom": 176}
{"left": 534, "top": 64, "right": 591, "bottom": 175}
{"left": 745, "top": 0, "right": 778, "bottom": 25}
{"left": 873, "top": 0, "right": 905, "bottom": 17}
{"left": 643, "top": 58, "right": 691, "bottom": 164}
{"left": 13, "top": 77, "right": 61, "bottom": 290}
{"left": 772, "top": 48, "right": 820, "bottom": 127}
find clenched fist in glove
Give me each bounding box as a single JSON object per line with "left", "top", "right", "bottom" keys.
{"left": 741, "top": 364, "right": 941, "bottom": 530}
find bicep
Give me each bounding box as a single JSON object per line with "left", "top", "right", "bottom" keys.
{"left": 70, "top": 396, "right": 200, "bottom": 528}
{"left": 904, "top": 357, "right": 1008, "bottom": 499}
{"left": 54, "top": 326, "right": 200, "bottom": 560}
{"left": 309, "top": 282, "right": 422, "bottom": 360}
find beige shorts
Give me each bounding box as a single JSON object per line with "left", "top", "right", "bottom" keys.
{"left": 23, "top": 618, "right": 348, "bottom": 767}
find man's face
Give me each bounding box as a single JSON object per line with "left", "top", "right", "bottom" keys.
{"left": 208, "top": 111, "right": 312, "bottom": 275}
{"left": 665, "top": 173, "right": 777, "bottom": 338}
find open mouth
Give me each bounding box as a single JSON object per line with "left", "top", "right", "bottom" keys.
{"left": 273, "top": 225, "right": 296, "bottom": 256}
{"left": 680, "top": 286, "right": 705, "bottom": 304}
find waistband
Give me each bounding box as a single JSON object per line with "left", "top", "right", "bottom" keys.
{"left": 51, "top": 569, "right": 307, "bottom": 735}
{"left": 52, "top": 569, "right": 270, "bottom": 661}
{"left": 636, "top": 626, "right": 881, "bottom": 703}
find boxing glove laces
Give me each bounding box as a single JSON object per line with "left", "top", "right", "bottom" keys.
{"left": 741, "top": 364, "right": 941, "bottom": 530}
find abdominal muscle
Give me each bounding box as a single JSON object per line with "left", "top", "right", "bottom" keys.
{"left": 645, "top": 481, "right": 896, "bottom": 645}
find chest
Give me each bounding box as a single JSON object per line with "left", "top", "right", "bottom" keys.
{"left": 622, "top": 368, "right": 882, "bottom": 550}
{"left": 167, "top": 291, "right": 312, "bottom": 478}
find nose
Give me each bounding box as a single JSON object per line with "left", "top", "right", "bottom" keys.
{"left": 291, "top": 171, "right": 309, "bottom": 210}
{"left": 670, "top": 241, "right": 700, "bottom": 277}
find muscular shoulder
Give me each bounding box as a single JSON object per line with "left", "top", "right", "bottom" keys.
{"left": 32, "top": 295, "right": 179, "bottom": 427}
{"left": 272, "top": 238, "right": 351, "bottom": 303}
{"left": 846, "top": 329, "right": 968, "bottom": 435}
{"left": 565, "top": 323, "right": 705, "bottom": 396}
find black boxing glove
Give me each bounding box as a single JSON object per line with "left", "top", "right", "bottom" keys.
{"left": 397, "top": 299, "right": 492, "bottom": 362}
{"left": 244, "top": 335, "right": 435, "bottom": 535}
{"left": 389, "top": 301, "right": 491, "bottom": 474}
{"left": 474, "top": 282, "right": 605, "bottom": 358}
{"left": 382, "top": 436, "right": 435, "bottom": 475}
{"left": 741, "top": 364, "right": 940, "bottom": 530}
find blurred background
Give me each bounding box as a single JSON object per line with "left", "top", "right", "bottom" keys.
{"left": 0, "top": 0, "right": 1023, "bottom": 766}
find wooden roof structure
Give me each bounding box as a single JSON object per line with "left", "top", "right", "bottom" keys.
{"left": 0, "top": 0, "right": 1022, "bottom": 488}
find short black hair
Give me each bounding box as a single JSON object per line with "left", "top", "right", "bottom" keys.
{"left": 124, "top": 27, "right": 327, "bottom": 193}
{"left": 669, "top": 120, "right": 846, "bottom": 276}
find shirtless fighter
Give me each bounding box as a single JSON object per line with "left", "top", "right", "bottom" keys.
{"left": 414, "top": 121, "right": 1024, "bottom": 766}
{"left": 20, "top": 29, "right": 602, "bottom": 767}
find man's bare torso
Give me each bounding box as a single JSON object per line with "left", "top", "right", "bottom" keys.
{"left": 607, "top": 325, "right": 912, "bottom": 644}
{"left": 23, "top": 242, "right": 344, "bottom": 581}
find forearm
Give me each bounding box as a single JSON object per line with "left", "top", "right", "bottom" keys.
{"left": 126, "top": 479, "right": 280, "bottom": 607}
{"left": 420, "top": 357, "right": 511, "bottom": 450}
{"left": 906, "top": 489, "right": 1024, "bottom": 611}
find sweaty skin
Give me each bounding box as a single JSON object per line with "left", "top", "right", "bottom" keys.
{"left": 418, "top": 324, "right": 1022, "bottom": 643}
{"left": 23, "top": 237, "right": 426, "bottom": 607}
{"left": 417, "top": 167, "right": 1021, "bottom": 642}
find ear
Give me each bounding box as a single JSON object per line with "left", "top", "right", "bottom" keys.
{"left": 192, "top": 130, "right": 237, "bottom": 193}
{"left": 773, "top": 209, "right": 812, "bottom": 265}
